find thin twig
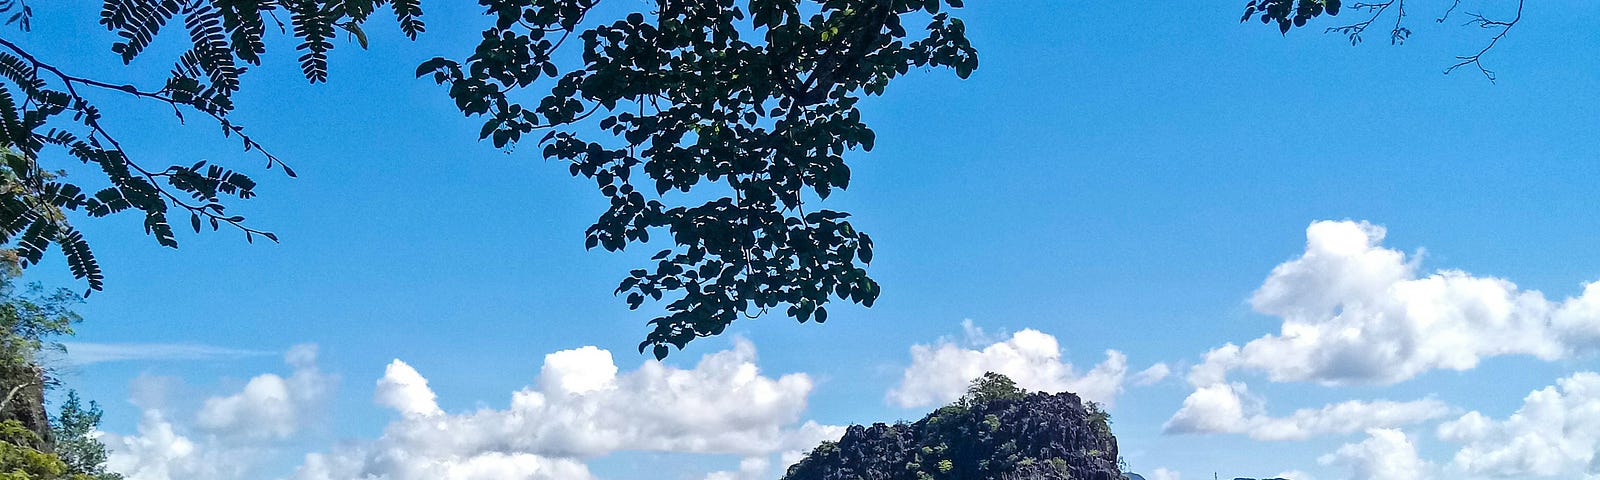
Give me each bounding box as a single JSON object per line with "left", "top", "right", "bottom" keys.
{"left": 1444, "top": 0, "right": 1524, "bottom": 82}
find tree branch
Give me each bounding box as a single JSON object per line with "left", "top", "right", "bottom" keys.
{"left": 1443, "top": 0, "right": 1523, "bottom": 82}
{"left": 0, "top": 37, "right": 291, "bottom": 174}
{"left": 0, "top": 37, "right": 281, "bottom": 241}
{"left": 0, "top": 381, "right": 34, "bottom": 411}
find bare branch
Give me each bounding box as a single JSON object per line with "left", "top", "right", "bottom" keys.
{"left": 1444, "top": 0, "right": 1524, "bottom": 82}
{"left": 1437, "top": 0, "right": 1463, "bottom": 22}
{"left": 0, "top": 381, "right": 34, "bottom": 411}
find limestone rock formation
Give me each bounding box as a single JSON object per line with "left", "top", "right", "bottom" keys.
{"left": 782, "top": 387, "right": 1122, "bottom": 480}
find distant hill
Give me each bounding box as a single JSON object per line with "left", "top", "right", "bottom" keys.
{"left": 781, "top": 372, "right": 1124, "bottom": 480}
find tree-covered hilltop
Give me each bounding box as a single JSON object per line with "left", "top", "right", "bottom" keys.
{"left": 0, "top": 255, "right": 121, "bottom": 479}
{"left": 782, "top": 372, "right": 1124, "bottom": 480}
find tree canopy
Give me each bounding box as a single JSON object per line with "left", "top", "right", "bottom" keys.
{"left": 0, "top": 0, "right": 976, "bottom": 356}
{"left": 1243, "top": 0, "right": 1525, "bottom": 81}
{"left": 0, "top": 258, "right": 119, "bottom": 479}
{"left": 0, "top": 0, "right": 1531, "bottom": 354}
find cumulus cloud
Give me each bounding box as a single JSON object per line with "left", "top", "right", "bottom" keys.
{"left": 195, "top": 344, "right": 336, "bottom": 440}
{"left": 701, "top": 457, "right": 772, "bottom": 480}
{"left": 293, "top": 338, "right": 841, "bottom": 480}
{"left": 374, "top": 359, "right": 442, "bottom": 418}
{"left": 103, "top": 410, "right": 253, "bottom": 480}
{"left": 1190, "top": 220, "right": 1600, "bottom": 387}
{"left": 1163, "top": 382, "right": 1451, "bottom": 441}
{"left": 887, "top": 327, "right": 1129, "bottom": 408}
{"left": 106, "top": 345, "right": 332, "bottom": 480}
{"left": 294, "top": 447, "right": 596, "bottom": 480}
{"left": 1148, "top": 467, "right": 1181, "bottom": 480}
{"left": 1133, "top": 363, "right": 1171, "bottom": 386}
{"left": 1275, "top": 470, "right": 1315, "bottom": 480}
{"left": 1437, "top": 371, "right": 1600, "bottom": 478}
{"left": 1317, "top": 428, "right": 1431, "bottom": 480}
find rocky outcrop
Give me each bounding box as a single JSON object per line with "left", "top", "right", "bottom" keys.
{"left": 0, "top": 363, "right": 52, "bottom": 450}
{"left": 782, "top": 390, "right": 1122, "bottom": 480}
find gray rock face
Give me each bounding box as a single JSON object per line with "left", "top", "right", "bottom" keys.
{"left": 782, "top": 391, "right": 1122, "bottom": 480}
{"left": 1, "top": 363, "right": 53, "bottom": 449}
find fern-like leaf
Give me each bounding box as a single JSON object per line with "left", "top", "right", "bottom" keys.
{"left": 143, "top": 210, "right": 178, "bottom": 248}
{"left": 181, "top": 1, "right": 240, "bottom": 94}
{"left": 215, "top": 0, "right": 269, "bottom": 65}
{"left": 101, "top": 0, "right": 184, "bottom": 63}
{"left": 57, "top": 227, "right": 103, "bottom": 292}
{"left": 289, "top": 0, "right": 335, "bottom": 82}
{"left": 392, "top": 0, "right": 423, "bottom": 40}
{"left": 14, "top": 217, "right": 56, "bottom": 266}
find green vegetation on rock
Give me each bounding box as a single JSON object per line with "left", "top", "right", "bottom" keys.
{"left": 783, "top": 372, "right": 1124, "bottom": 480}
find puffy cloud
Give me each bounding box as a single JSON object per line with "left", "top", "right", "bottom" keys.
{"left": 374, "top": 360, "right": 442, "bottom": 418}
{"left": 105, "top": 346, "right": 332, "bottom": 480}
{"left": 1190, "top": 220, "right": 1600, "bottom": 387}
{"left": 1317, "top": 428, "right": 1431, "bottom": 480}
{"left": 293, "top": 339, "right": 840, "bottom": 480}
{"left": 1148, "top": 467, "right": 1181, "bottom": 480}
{"left": 887, "top": 327, "right": 1129, "bottom": 408}
{"left": 1133, "top": 363, "right": 1171, "bottom": 386}
{"left": 701, "top": 457, "right": 772, "bottom": 480}
{"left": 1163, "top": 382, "right": 1451, "bottom": 441}
{"left": 1437, "top": 371, "right": 1600, "bottom": 478}
{"left": 294, "top": 447, "right": 595, "bottom": 480}
{"left": 195, "top": 344, "right": 335, "bottom": 440}
{"left": 103, "top": 410, "right": 251, "bottom": 480}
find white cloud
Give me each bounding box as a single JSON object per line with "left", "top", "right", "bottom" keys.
{"left": 1276, "top": 470, "right": 1315, "bottom": 480}
{"left": 105, "top": 344, "right": 335, "bottom": 480}
{"left": 1133, "top": 363, "right": 1171, "bottom": 386}
{"left": 1190, "top": 220, "right": 1600, "bottom": 387}
{"left": 195, "top": 344, "right": 336, "bottom": 440}
{"left": 1437, "top": 371, "right": 1600, "bottom": 478}
{"left": 887, "top": 327, "right": 1129, "bottom": 408}
{"left": 103, "top": 410, "right": 253, "bottom": 480}
{"left": 1148, "top": 467, "right": 1181, "bottom": 480}
{"left": 1163, "top": 382, "right": 1451, "bottom": 441}
{"left": 294, "top": 447, "right": 596, "bottom": 480}
{"left": 701, "top": 457, "right": 772, "bottom": 480}
{"left": 293, "top": 338, "right": 841, "bottom": 480}
{"left": 1318, "top": 428, "right": 1431, "bottom": 480}
{"left": 59, "top": 342, "right": 272, "bottom": 365}
{"left": 374, "top": 359, "right": 442, "bottom": 418}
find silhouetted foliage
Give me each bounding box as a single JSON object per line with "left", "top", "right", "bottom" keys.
{"left": 0, "top": 0, "right": 427, "bottom": 294}
{"left": 418, "top": 0, "right": 977, "bottom": 356}
{"left": 0, "top": 0, "right": 979, "bottom": 353}
{"left": 1243, "top": 0, "right": 1524, "bottom": 81}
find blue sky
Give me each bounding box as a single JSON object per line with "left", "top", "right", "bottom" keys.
{"left": 15, "top": 1, "right": 1600, "bottom": 479}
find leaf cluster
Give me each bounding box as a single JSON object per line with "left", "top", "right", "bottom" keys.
{"left": 0, "top": 272, "right": 111, "bottom": 480}
{"left": 0, "top": 265, "right": 78, "bottom": 372}
{"left": 418, "top": 0, "right": 978, "bottom": 355}
{"left": 0, "top": 0, "right": 428, "bottom": 292}
{"left": 49, "top": 393, "right": 119, "bottom": 480}
{"left": 1242, "top": 0, "right": 1342, "bottom": 34}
